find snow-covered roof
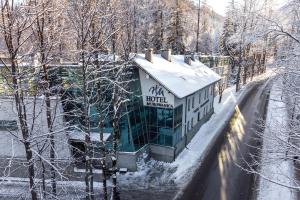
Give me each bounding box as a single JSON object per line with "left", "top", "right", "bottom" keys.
{"left": 67, "top": 130, "right": 111, "bottom": 142}
{"left": 134, "top": 54, "right": 221, "bottom": 98}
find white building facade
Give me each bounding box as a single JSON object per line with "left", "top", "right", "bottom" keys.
{"left": 131, "top": 49, "right": 221, "bottom": 162}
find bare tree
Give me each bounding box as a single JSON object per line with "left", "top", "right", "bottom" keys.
{"left": 238, "top": 0, "right": 300, "bottom": 194}
{"left": 0, "top": 1, "right": 38, "bottom": 199}
{"left": 221, "top": 0, "right": 275, "bottom": 91}
{"left": 29, "top": 0, "right": 66, "bottom": 197}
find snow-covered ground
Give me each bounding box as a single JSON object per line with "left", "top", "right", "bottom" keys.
{"left": 118, "top": 69, "right": 276, "bottom": 189}
{"left": 257, "top": 77, "right": 296, "bottom": 200}
{"left": 0, "top": 179, "right": 107, "bottom": 199}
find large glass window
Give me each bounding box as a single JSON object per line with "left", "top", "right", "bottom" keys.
{"left": 119, "top": 115, "right": 134, "bottom": 152}
{"left": 126, "top": 68, "right": 148, "bottom": 151}
{"left": 174, "top": 105, "right": 183, "bottom": 128}
{"left": 146, "top": 107, "right": 175, "bottom": 146}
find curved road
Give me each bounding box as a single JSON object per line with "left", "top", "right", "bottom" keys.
{"left": 176, "top": 81, "right": 271, "bottom": 200}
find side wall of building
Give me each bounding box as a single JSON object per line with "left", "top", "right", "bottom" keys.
{"left": 172, "top": 82, "right": 216, "bottom": 158}
{"left": 0, "top": 97, "right": 71, "bottom": 160}
{"left": 178, "top": 83, "right": 215, "bottom": 137}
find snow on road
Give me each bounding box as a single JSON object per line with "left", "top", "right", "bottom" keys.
{"left": 257, "top": 77, "right": 295, "bottom": 200}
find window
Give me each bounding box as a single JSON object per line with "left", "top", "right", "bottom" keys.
{"left": 207, "top": 88, "right": 209, "bottom": 99}
{"left": 145, "top": 107, "right": 175, "bottom": 147}
{"left": 198, "top": 112, "right": 200, "bottom": 121}
{"left": 187, "top": 121, "right": 190, "bottom": 131}
{"left": 174, "top": 105, "right": 183, "bottom": 128}
{"left": 192, "top": 96, "right": 195, "bottom": 109}
{"left": 211, "top": 85, "right": 214, "bottom": 96}
{"left": 188, "top": 98, "right": 191, "bottom": 111}
{"left": 191, "top": 118, "right": 194, "bottom": 128}
{"left": 157, "top": 108, "right": 173, "bottom": 128}
{"left": 199, "top": 92, "right": 201, "bottom": 104}
{"left": 0, "top": 120, "right": 18, "bottom": 130}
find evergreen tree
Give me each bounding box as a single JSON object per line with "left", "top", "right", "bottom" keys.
{"left": 221, "top": 0, "right": 236, "bottom": 56}
{"left": 166, "top": 0, "right": 186, "bottom": 54}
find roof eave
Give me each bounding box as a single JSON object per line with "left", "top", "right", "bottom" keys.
{"left": 134, "top": 61, "right": 181, "bottom": 98}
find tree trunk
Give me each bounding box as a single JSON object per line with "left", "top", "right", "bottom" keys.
{"left": 251, "top": 54, "right": 256, "bottom": 81}
{"left": 12, "top": 60, "right": 38, "bottom": 200}
{"left": 236, "top": 62, "right": 241, "bottom": 92}
{"left": 243, "top": 65, "right": 247, "bottom": 85}
{"left": 24, "top": 141, "right": 38, "bottom": 200}
{"left": 111, "top": 113, "right": 119, "bottom": 200}
{"left": 102, "top": 159, "right": 108, "bottom": 200}
{"left": 196, "top": 0, "right": 201, "bottom": 52}
{"left": 34, "top": 1, "right": 58, "bottom": 195}
{"left": 41, "top": 159, "right": 46, "bottom": 199}
{"left": 43, "top": 71, "right": 57, "bottom": 197}
{"left": 82, "top": 57, "right": 94, "bottom": 200}
{"left": 96, "top": 75, "right": 108, "bottom": 200}
{"left": 218, "top": 82, "right": 223, "bottom": 103}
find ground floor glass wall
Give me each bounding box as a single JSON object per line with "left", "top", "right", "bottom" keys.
{"left": 126, "top": 100, "right": 149, "bottom": 151}
{"left": 145, "top": 106, "right": 183, "bottom": 147}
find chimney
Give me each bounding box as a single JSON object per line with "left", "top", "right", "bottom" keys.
{"left": 145, "top": 48, "right": 153, "bottom": 63}
{"left": 161, "top": 49, "right": 172, "bottom": 62}
{"left": 184, "top": 55, "right": 192, "bottom": 65}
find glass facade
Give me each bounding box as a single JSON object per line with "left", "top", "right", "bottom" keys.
{"left": 109, "top": 67, "right": 183, "bottom": 150}
{"left": 146, "top": 107, "right": 173, "bottom": 146}
{"left": 126, "top": 100, "right": 148, "bottom": 151}
{"left": 123, "top": 67, "right": 148, "bottom": 151}
{"left": 144, "top": 105, "right": 182, "bottom": 147}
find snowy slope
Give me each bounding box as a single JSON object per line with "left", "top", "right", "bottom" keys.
{"left": 257, "top": 77, "right": 296, "bottom": 200}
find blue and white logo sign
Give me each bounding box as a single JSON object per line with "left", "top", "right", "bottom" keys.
{"left": 146, "top": 85, "right": 173, "bottom": 108}
{"left": 139, "top": 70, "right": 174, "bottom": 109}
{"left": 149, "top": 85, "right": 165, "bottom": 97}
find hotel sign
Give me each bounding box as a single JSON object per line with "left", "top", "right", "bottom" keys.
{"left": 139, "top": 70, "right": 175, "bottom": 108}
{"left": 146, "top": 85, "right": 173, "bottom": 108}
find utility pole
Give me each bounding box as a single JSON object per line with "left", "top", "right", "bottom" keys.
{"left": 196, "top": 0, "right": 201, "bottom": 53}
{"left": 133, "top": 0, "right": 137, "bottom": 53}
{"left": 160, "top": 1, "right": 164, "bottom": 49}
{"left": 175, "top": 0, "right": 180, "bottom": 53}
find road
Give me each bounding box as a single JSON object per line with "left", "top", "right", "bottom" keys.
{"left": 176, "top": 81, "right": 271, "bottom": 200}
